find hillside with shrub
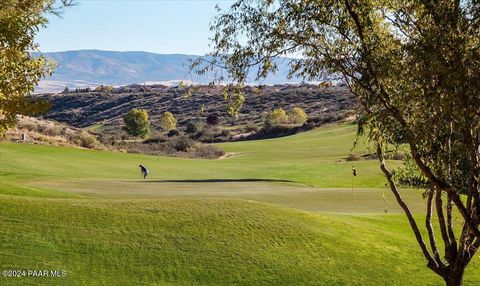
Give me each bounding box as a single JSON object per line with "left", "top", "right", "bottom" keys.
{"left": 38, "top": 84, "right": 356, "bottom": 141}
{"left": 3, "top": 116, "right": 102, "bottom": 150}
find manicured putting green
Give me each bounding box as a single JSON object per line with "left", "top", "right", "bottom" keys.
{"left": 29, "top": 178, "right": 423, "bottom": 214}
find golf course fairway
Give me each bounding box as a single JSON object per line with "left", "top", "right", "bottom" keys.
{"left": 0, "top": 123, "right": 479, "bottom": 285}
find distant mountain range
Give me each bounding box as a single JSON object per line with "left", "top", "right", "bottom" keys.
{"left": 35, "top": 50, "right": 301, "bottom": 93}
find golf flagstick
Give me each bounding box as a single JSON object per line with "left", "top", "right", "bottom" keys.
{"left": 351, "top": 166, "right": 356, "bottom": 194}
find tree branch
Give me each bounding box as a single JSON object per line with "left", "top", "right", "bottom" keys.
{"left": 447, "top": 197, "right": 457, "bottom": 244}
{"left": 376, "top": 143, "right": 444, "bottom": 276}
{"left": 343, "top": 0, "right": 480, "bottom": 242}
{"left": 435, "top": 187, "right": 457, "bottom": 264}
{"left": 426, "top": 189, "right": 444, "bottom": 266}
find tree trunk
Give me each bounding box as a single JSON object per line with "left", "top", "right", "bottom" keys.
{"left": 445, "top": 266, "right": 465, "bottom": 286}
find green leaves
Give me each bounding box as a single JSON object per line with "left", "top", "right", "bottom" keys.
{"left": 159, "top": 111, "right": 177, "bottom": 132}
{"left": 0, "top": 0, "right": 71, "bottom": 133}
{"left": 265, "top": 108, "right": 288, "bottom": 127}
{"left": 122, "top": 108, "right": 151, "bottom": 138}
{"left": 288, "top": 107, "right": 308, "bottom": 125}
{"left": 393, "top": 154, "right": 429, "bottom": 188}
{"left": 223, "top": 86, "right": 245, "bottom": 117}
{"left": 201, "top": 0, "right": 480, "bottom": 197}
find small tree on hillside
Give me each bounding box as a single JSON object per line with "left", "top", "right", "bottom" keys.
{"left": 265, "top": 108, "right": 288, "bottom": 127}
{"left": 94, "top": 85, "right": 113, "bottom": 93}
{"left": 288, "top": 107, "right": 307, "bottom": 125}
{"left": 159, "top": 111, "right": 177, "bottom": 132}
{"left": 122, "top": 108, "right": 150, "bottom": 138}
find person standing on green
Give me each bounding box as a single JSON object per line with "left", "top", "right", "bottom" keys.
{"left": 139, "top": 164, "right": 149, "bottom": 179}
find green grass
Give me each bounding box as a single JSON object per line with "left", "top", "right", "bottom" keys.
{"left": 3, "top": 196, "right": 476, "bottom": 286}
{"left": 0, "top": 123, "right": 479, "bottom": 285}
{"left": 0, "top": 123, "right": 404, "bottom": 213}
{"left": 85, "top": 123, "right": 107, "bottom": 133}
{"left": 0, "top": 124, "right": 386, "bottom": 187}
{"left": 0, "top": 124, "right": 414, "bottom": 214}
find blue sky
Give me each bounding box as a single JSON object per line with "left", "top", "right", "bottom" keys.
{"left": 36, "top": 0, "right": 235, "bottom": 55}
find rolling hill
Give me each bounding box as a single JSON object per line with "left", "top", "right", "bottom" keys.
{"left": 37, "top": 85, "right": 355, "bottom": 137}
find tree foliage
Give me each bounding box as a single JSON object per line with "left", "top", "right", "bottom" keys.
{"left": 159, "top": 111, "right": 177, "bottom": 132}
{"left": 223, "top": 86, "right": 245, "bottom": 117}
{"left": 288, "top": 107, "right": 307, "bottom": 125}
{"left": 265, "top": 108, "right": 288, "bottom": 127}
{"left": 123, "top": 108, "right": 150, "bottom": 138}
{"left": 393, "top": 154, "right": 429, "bottom": 188}
{"left": 0, "top": 0, "right": 72, "bottom": 134}
{"left": 94, "top": 85, "right": 113, "bottom": 92}
{"left": 199, "top": 1, "right": 480, "bottom": 284}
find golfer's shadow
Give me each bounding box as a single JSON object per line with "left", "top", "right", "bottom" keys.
{"left": 140, "top": 178, "right": 293, "bottom": 183}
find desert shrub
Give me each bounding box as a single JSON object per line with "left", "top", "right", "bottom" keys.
{"left": 173, "top": 136, "right": 195, "bottom": 152}
{"left": 206, "top": 113, "right": 220, "bottom": 126}
{"left": 159, "top": 111, "right": 177, "bottom": 132}
{"left": 60, "top": 127, "right": 69, "bottom": 136}
{"left": 18, "top": 122, "right": 36, "bottom": 132}
{"left": 209, "top": 129, "right": 231, "bottom": 142}
{"left": 94, "top": 85, "right": 113, "bottom": 92}
{"left": 36, "top": 124, "right": 47, "bottom": 133}
{"left": 254, "top": 124, "right": 292, "bottom": 139}
{"left": 219, "top": 129, "right": 231, "bottom": 137}
{"left": 195, "top": 127, "right": 215, "bottom": 142}
{"left": 265, "top": 108, "right": 288, "bottom": 127}
{"left": 123, "top": 108, "right": 151, "bottom": 138}
{"left": 185, "top": 119, "right": 204, "bottom": 134}
{"left": 194, "top": 145, "right": 225, "bottom": 159}
{"left": 143, "top": 135, "right": 167, "bottom": 144}
{"left": 42, "top": 126, "right": 62, "bottom": 137}
{"left": 99, "top": 134, "right": 119, "bottom": 146}
{"left": 288, "top": 107, "right": 308, "bottom": 125}
{"left": 72, "top": 131, "right": 99, "bottom": 149}
{"left": 36, "top": 134, "right": 50, "bottom": 143}
{"left": 118, "top": 141, "right": 176, "bottom": 156}
{"left": 167, "top": 129, "right": 180, "bottom": 137}
{"left": 116, "top": 138, "right": 224, "bottom": 159}
{"left": 244, "top": 121, "right": 259, "bottom": 132}
{"left": 346, "top": 153, "right": 361, "bottom": 161}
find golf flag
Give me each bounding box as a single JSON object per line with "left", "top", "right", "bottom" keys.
{"left": 352, "top": 166, "right": 357, "bottom": 177}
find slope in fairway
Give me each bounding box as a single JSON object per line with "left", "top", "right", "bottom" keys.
{"left": 0, "top": 123, "right": 479, "bottom": 285}
{"left": 2, "top": 196, "right": 479, "bottom": 286}
{"left": 1, "top": 124, "right": 416, "bottom": 214}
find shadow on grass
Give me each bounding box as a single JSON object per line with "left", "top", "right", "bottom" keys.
{"left": 140, "top": 178, "right": 295, "bottom": 183}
